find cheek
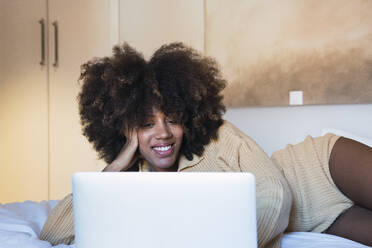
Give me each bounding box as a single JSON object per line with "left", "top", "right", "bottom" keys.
{"left": 137, "top": 132, "right": 149, "bottom": 153}
{"left": 138, "top": 141, "right": 151, "bottom": 161}
{"left": 174, "top": 127, "right": 184, "bottom": 142}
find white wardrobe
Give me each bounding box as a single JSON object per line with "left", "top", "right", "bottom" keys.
{"left": 0, "top": 0, "right": 204, "bottom": 203}
{"left": 0, "top": 0, "right": 115, "bottom": 202}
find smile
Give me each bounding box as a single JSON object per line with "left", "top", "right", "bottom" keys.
{"left": 153, "top": 145, "right": 172, "bottom": 151}
{"left": 152, "top": 144, "right": 174, "bottom": 156}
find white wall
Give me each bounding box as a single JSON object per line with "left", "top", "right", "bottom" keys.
{"left": 224, "top": 104, "right": 372, "bottom": 156}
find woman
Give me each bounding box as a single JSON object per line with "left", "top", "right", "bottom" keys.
{"left": 40, "top": 43, "right": 372, "bottom": 247}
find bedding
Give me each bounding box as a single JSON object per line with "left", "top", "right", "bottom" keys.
{"left": 0, "top": 200, "right": 73, "bottom": 248}
{"left": 0, "top": 200, "right": 370, "bottom": 248}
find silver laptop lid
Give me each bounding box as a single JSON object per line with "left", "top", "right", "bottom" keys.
{"left": 72, "top": 172, "right": 257, "bottom": 248}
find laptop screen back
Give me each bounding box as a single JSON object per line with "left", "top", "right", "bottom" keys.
{"left": 72, "top": 172, "right": 257, "bottom": 248}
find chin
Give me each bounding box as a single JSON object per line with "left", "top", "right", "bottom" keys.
{"left": 152, "top": 160, "right": 177, "bottom": 171}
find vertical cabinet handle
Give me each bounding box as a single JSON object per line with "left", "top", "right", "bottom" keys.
{"left": 52, "top": 21, "right": 59, "bottom": 67}
{"left": 39, "top": 19, "right": 45, "bottom": 66}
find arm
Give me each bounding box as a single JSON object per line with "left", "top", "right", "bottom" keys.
{"left": 39, "top": 194, "right": 74, "bottom": 245}
{"left": 102, "top": 128, "right": 139, "bottom": 172}
{"left": 325, "top": 136, "right": 372, "bottom": 246}
{"left": 40, "top": 129, "right": 139, "bottom": 245}
{"left": 238, "top": 137, "right": 292, "bottom": 248}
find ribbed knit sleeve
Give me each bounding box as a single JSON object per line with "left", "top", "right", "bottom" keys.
{"left": 238, "top": 134, "right": 292, "bottom": 248}
{"left": 39, "top": 194, "right": 75, "bottom": 245}
{"left": 255, "top": 177, "right": 291, "bottom": 248}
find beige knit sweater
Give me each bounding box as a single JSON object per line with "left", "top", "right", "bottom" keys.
{"left": 40, "top": 121, "right": 292, "bottom": 248}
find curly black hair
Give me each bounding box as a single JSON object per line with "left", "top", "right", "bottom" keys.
{"left": 78, "top": 42, "right": 226, "bottom": 169}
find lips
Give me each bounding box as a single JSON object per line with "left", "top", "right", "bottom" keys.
{"left": 152, "top": 143, "right": 174, "bottom": 157}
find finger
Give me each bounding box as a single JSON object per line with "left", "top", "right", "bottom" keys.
{"left": 121, "top": 126, "right": 130, "bottom": 138}
{"left": 131, "top": 128, "right": 138, "bottom": 143}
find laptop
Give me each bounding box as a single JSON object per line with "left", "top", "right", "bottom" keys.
{"left": 72, "top": 172, "right": 257, "bottom": 248}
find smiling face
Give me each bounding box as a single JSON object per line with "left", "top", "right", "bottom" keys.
{"left": 137, "top": 109, "right": 183, "bottom": 172}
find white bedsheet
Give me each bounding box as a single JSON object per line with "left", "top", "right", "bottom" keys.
{"left": 0, "top": 200, "right": 370, "bottom": 248}
{"left": 0, "top": 200, "right": 74, "bottom": 248}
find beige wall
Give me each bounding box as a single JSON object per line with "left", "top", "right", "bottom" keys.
{"left": 119, "top": 0, "right": 204, "bottom": 58}
{"left": 206, "top": 0, "right": 372, "bottom": 107}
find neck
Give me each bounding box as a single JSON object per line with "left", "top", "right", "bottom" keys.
{"left": 151, "top": 163, "right": 178, "bottom": 172}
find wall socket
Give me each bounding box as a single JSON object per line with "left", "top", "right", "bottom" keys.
{"left": 289, "top": 91, "right": 303, "bottom": 105}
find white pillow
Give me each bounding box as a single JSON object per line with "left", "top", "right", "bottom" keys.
{"left": 321, "top": 128, "right": 372, "bottom": 148}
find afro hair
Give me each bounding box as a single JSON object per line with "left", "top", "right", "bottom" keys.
{"left": 78, "top": 42, "right": 226, "bottom": 170}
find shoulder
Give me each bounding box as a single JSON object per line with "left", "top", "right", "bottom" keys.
{"left": 215, "top": 120, "right": 264, "bottom": 152}
{"left": 206, "top": 121, "right": 274, "bottom": 172}
{"left": 216, "top": 120, "right": 251, "bottom": 143}
{"left": 188, "top": 120, "right": 257, "bottom": 172}
{"left": 217, "top": 120, "right": 245, "bottom": 138}
{"left": 207, "top": 120, "right": 248, "bottom": 159}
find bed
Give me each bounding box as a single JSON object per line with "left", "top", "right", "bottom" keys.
{"left": 0, "top": 199, "right": 370, "bottom": 248}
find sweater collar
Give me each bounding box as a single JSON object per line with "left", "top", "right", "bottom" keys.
{"left": 138, "top": 154, "right": 204, "bottom": 172}
{"left": 139, "top": 153, "right": 204, "bottom": 172}
{"left": 177, "top": 153, "right": 204, "bottom": 171}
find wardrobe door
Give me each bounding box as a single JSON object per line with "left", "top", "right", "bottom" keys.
{"left": 0, "top": 0, "right": 48, "bottom": 203}
{"left": 48, "top": 0, "right": 116, "bottom": 199}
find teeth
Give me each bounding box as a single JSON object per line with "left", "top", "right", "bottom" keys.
{"left": 153, "top": 145, "right": 171, "bottom": 151}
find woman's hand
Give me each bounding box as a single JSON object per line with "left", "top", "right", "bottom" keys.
{"left": 102, "top": 128, "right": 139, "bottom": 172}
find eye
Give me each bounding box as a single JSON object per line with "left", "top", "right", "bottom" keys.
{"left": 166, "top": 118, "right": 179, "bottom": 125}
{"left": 141, "top": 122, "right": 154, "bottom": 128}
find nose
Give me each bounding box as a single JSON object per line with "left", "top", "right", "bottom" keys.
{"left": 155, "top": 122, "right": 172, "bottom": 139}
